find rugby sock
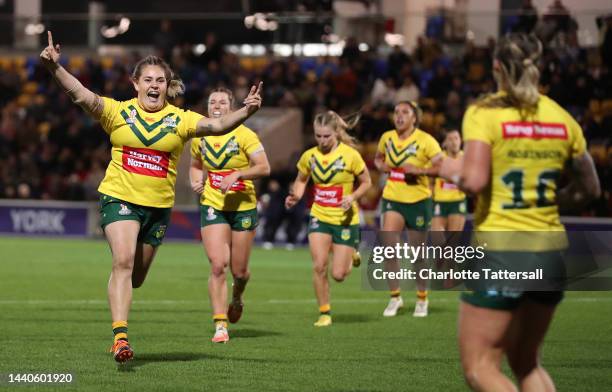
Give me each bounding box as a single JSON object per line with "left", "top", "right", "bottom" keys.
{"left": 390, "top": 289, "right": 401, "bottom": 298}
{"left": 213, "top": 313, "right": 228, "bottom": 328}
{"left": 232, "top": 277, "right": 249, "bottom": 301}
{"left": 417, "top": 290, "right": 428, "bottom": 301}
{"left": 112, "top": 320, "right": 128, "bottom": 343}
{"left": 319, "top": 304, "right": 331, "bottom": 315}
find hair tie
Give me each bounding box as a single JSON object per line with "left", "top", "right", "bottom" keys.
{"left": 523, "top": 58, "right": 533, "bottom": 66}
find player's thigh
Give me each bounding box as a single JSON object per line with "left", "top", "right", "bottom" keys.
{"left": 431, "top": 216, "right": 447, "bottom": 232}
{"left": 447, "top": 214, "right": 466, "bottom": 231}
{"left": 458, "top": 301, "right": 513, "bottom": 371}
{"left": 202, "top": 224, "right": 232, "bottom": 270}
{"left": 230, "top": 229, "right": 256, "bottom": 276}
{"left": 308, "top": 232, "right": 333, "bottom": 271}
{"left": 331, "top": 243, "right": 354, "bottom": 277}
{"left": 104, "top": 220, "right": 141, "bottom": 266}
{"left": 381, "top": 210, "right": 405, "bottom": 231}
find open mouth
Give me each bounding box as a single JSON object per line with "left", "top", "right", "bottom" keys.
{"left": 212, "top": 111, "right": 222, "bottom": 117}
{"left": 147, "top": 91, "right": 161, "bottom": 103}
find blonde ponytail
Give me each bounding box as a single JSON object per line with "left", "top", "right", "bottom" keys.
{"left": 314, "top": 111, "right": 360, "bottom": 148}
{"left": 477, "top": 34, "right": 542, "bottom": 114}
{"left": 167, "top": 78, "right": 185, "bottom": 98}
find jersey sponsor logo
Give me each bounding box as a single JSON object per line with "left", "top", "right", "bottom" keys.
{"left": 121, "top": 146, "right": 170, "bottom": 178}
{"left": 502, "top": 122, "right": 568, "bottom": 140}
{"left": 310, "top": 156, "right": 345, "bottom": 183}
{"left": 313, "top": 184, "right": 343, "bottom": 207}
{"left": 440, "top": 180, "right": 459, "bottom": 190}
{"left": 389, "top": 168, "right": 406, "bottom": 182}
{"left": 208, "top": 170, "right": 246, "bottom": 192}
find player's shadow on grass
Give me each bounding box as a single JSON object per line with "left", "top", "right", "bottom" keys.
{"left": 117, "top": 352, "right": 284, "bottom": 371}
{"left": 332, "top": 313, "right": 378, "bottom": 323}
{"left": 230, "top": 328, "right": 282, "bottom": 339}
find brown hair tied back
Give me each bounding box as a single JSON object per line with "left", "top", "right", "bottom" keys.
{"left": 131, "top": 55, "right": 185, "bottom": 99}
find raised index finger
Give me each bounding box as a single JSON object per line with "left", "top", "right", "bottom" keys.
{"left": 255, "top": 81, "right": 263, "bottom": 95}
{"left": 47, "top": 31, "right": 53, "bottom": 47}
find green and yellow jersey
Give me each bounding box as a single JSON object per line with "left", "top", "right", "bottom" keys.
{"left": 377, "top": 128, "right": 442, "bottom": 204}
{"left": 190, "top": 125, "right": 263, "bottom": 211}
{"left": 463, "top": 93, "right": 586, "bottom": 234}
{"left": 98, "top": 97, "right": 202, "bottom": 208}
{"left": 434, "top": 151, "right": 466, "bottom": 202}
{"left": 297, "top": 143, "right": 366, "bottom": 226}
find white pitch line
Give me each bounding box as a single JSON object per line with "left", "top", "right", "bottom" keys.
{"left": 0, "top": 297, "right": 611, "bottom": 306}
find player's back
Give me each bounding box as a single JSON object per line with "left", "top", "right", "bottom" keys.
{"left": 463, "top": 93, "right": 586, "bottom": 232}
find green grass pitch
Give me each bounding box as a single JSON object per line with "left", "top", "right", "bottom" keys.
{"left": 1, "top": 237, "right": 611, "bottom": 391}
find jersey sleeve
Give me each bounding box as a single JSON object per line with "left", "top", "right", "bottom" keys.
{"left": 567, "top": 114, "right": 587, "bottom": 158}
{"left": 178, "top": 110, "right": 204, "bottom": 140}
{"left": 190, "top": 138, "right": 203, "bottom": 161}
{"left": 351, "top": 148, "right": 366, "bottom": 175}
{"left": 425, "top": 134, "right": 442, "bottom": 160}
{"left": 462, "top": 105, "right": 494, "bottom": 145}
{"left": 377, "top": 133, "right": 388, "bottom": 155}
{"left": 99, "top": 97, "right": 122, "bottom": 134}
{"left": 242, "top": 128, "right": 264, "bottom": 156}
{"left": 296, "top": 151, "right": 312, "bottom": 176}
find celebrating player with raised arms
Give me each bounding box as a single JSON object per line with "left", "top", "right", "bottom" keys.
{"left": 285, "top": 111, "right": 371, "bottom": 327}
{"left": 40, "top": 31, "right": 263, "bottom": 362}
{"left": 440, "top": 33, "right": 600, "bottom": 391}
{"left": 374, "top": 101, "right": 443, "bottom": 317}
{"left": 189, "top": 88, "right": 270, "bottom": 343}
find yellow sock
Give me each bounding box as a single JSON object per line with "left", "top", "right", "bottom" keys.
{"left": 112, "top": 320, "right": 128, "bottom": 343}
{"left": 213, "top": 313, "right": 228, "bottom": 328}
{"left": 417, "top": 290, "right": 428, "bottom": 301}
{"left": 319, "top": 304, "right": 331, "bottom": 315}
{"left": 390, "top": 289, "right": 401, "bottom": 298}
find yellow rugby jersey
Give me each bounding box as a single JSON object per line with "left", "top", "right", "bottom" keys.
{"left": 434, "top": 151, "right": 466, "bottom": 202}
{"left": 191, "top": 125, "right": 263, "bottom": 211}
{"left": 297, "top": 143, "right": 366, "bottom": 226}
{"left": 377, "top": 129, "right": 442, "bottom": 203}
{"left": 463, "top": 94, "right": 586, "bottom": 234}
{"left": 98, "top": 97, "right": 202, "bottom": 208}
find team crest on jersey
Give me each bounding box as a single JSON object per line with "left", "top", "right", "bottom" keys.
{"left": 162, "top": 116, "right": 177, "bottom": 128}
{"left": 206, "top": 207, "right": 217, "bottom": 221}
{"left": 241, "top": 216, "right": 252, "bottom": 229}
{"left": 225, "top": 139, "right": 240, "bottom": 156}
{"left": 118, "top": 204, "right": 132, "bottom": 216}
{"left": 126, "top": 109, "right": 137, "bottom": 124}
{"left": 155, "top": 225, "right": 167, "bottom": 239}
{"left": 341, "top": 228, "right": 351, "bottom": 241}
{"left": 415, "top": 216, "right": 424, "bottom": 227}
{"left": 310, "top": 217, "right": 319, "bottom": 229}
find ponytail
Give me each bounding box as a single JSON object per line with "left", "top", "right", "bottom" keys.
{"left": 314, "top": 111, "right": 360, "bottom": 148}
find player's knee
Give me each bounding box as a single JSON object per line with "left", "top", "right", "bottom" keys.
{"left": 112, "top": 252, "right": 135, "bottom": 271}
{"left": 232, "top": 269, "right": 250, "bottom": 281}
{"left": 210, "top": 261, "right": 228, "bottom": 277}
{"left": 313, "top": 262, "right": 327, "bottom": 276}
{"left": 331, "top": 270, "right": 347, "bottom": 282}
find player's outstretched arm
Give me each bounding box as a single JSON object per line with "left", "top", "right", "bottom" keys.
{"left": 195, "top": 82, "right": 263, "bottom": 137}
{"left": 40, "top": 31, "right": 103, "bottom": 119}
